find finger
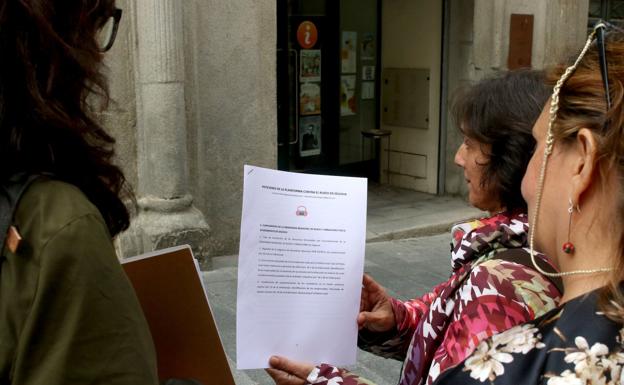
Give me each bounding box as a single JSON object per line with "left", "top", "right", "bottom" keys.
{"left": 362, "top": 273, "right": 381, "bottom": 291}
{"left": 359, "top": 295, "right": 369, "bottom": 312}
{"left": 357, "top": 312, "right": 366, "bottom": 329}
{"left": 357, "top": 312, "right": 377, "bottom": 330}
{"left": 360, "top": 274, "right": 376, "bottom": 310}
{"left": 265, "top": 368, "right": 306, "bottom": 385}
{"left": 269, "top": 356, "right": 314, "bottom": 380}
{"left": 359, "top": 311, "right": 377, "bottom": 325}
{"left": 359, "top": 311, "right": 393, "bottom": 332}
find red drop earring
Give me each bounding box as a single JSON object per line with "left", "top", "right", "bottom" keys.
{"left": 562, "top": 198, "right": 578, "bottom": 254}
{"left": 562, "top": 242, "right": 574, "bottom": 254}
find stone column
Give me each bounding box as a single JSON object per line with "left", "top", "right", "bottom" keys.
{"left": 473, "top": 0, "right": 505, "bottom": 73}
{"left": 118, "top": 0, "right": 211, "bottom": 267}
{"left": 544, "top": 0, "right": 589, "bottom": 67}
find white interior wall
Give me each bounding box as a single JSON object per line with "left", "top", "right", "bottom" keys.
{"left": 381, "top": 0, "right": 442, "bottom": 194}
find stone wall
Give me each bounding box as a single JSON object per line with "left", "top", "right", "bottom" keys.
{"left": 186, "top": 0, "right": 277, "bottom": 258}
{"left": 443, "top": 0, "right": 475, "bottom": 198}
{"left": 104, "top": 0, "right": 276, "bottom": 263}
{"left": 103, "top": 0, "right": 138, "bottom": 189}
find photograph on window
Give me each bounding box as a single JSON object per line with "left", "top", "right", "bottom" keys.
{"left": 340, "top": 75, "right": 357, "bottom": 116}
{"left": 300, "top": 49, "right": 321, "bottom": 82}
{"left": 299, "top": 116, "right": 322, "bottom": 157}
{"left": 341, "top": 31, "right": 357, "bottom": 74}
{"left": 300, "top": 82, "right": 321, "bottom": 116}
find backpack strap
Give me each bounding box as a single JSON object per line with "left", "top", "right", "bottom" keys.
{"left": 492, "top": 248, "right": 564, "bottom": 294}
{"left": 0, "top": 173, "right": 42, "bottom": 254}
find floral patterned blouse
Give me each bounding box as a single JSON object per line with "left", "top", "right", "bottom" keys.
{"left": 305, "top": 211, "right": 562, "bottom": 385}
{"left": 431, "top": 286, "right": 624, "bottom": 385}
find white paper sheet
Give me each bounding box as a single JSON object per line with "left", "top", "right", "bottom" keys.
{"left": 236, "top": 165, "right": 367, "bottom": 370}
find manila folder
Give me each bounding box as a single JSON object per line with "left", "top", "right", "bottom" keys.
{"left": 122, "top": 245, "right": 235, "bottom": 385}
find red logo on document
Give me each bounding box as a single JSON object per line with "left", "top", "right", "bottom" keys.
{"left": 296, "top": 206, "right": 308, "bottom": 217}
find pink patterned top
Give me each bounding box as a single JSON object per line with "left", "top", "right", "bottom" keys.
{"left": 305, "top": 211, "right": 561, "bottom": 385}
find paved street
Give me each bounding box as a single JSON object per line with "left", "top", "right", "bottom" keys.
{"left": 203, "top": 233, "right": 452, "bottom": 385}
{"left": 366, "top": 184, "right": 481, "bottom": 243}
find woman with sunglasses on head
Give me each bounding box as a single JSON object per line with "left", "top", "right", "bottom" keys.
{"left": 0, "top": 1, "right": 157, "bottom": 384}
{"left": 267, "top": 70, "right": 562, "bottom": 385}
{"left": 431, "top": 23, "right": 624, "bottom": 385}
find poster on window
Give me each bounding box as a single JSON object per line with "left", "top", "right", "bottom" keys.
{"left": 340, "top": 75, "right": 357, "bottom": 116}
{"left": 362, "top": 65, "right": 375, "bottom": 80}
{"left": 361, "top": 81, "right": 375, "bottom": 100}
{"left": 299, "top": 116, "right": 322, "bottom": 157}
{"left": 300, "top": 49, "right": 321, "bottom": 82}
{"left": 300, "top": 82, "right": 321, "bottom": 116}
{"left": 361, "top": 32, "right": 376, "bottom": 60}
{"left": 341, "top": 31, "right": 357, "bottom": 74}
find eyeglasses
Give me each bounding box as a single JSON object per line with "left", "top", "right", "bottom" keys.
{"left": 97, "top": 8, "right": 122, "bottom": 52}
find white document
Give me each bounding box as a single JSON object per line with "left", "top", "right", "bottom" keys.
{"left": 236, "top": 165, "right": 367, "bottom": 370}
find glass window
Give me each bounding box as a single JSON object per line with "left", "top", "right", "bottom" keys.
{"left": 589, "top": 0, "right": 603, "bottom": 18}
{"left": 610, "top": 0, "right": 624, "bottom": 19}
{"left": 588, "top": 0, "right": 624, "bottom": 29}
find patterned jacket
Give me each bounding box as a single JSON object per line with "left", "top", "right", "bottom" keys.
{"left": 305, "top": 211, "right": 561, "bottom": 385}
{"left": 432, "top": 285, "right": 624, "bottom": 385}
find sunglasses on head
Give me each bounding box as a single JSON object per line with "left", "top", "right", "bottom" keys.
{"left": 594, "top": 21, "right": 624, "bottom": 130}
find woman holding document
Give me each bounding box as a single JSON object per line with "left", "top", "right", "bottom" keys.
{"left": 267, "top": 70, "right": 561, "bottom": 385}
{"left": 0, "top": 1, "right": 157, "bottom": 384}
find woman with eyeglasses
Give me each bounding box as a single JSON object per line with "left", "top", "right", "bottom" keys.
{"left": 267, "top": 71, "right": 563, "bottom": 385}
{"left": 0, "top": 1, "right": 157, "bottom": 384}
{"left": 429, "top": 23, "right": 624, "bottom": 385}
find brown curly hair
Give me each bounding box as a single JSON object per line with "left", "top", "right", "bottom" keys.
{"left": 0, "top": 0, "right": 131, "bottom": 236}
{"left": 452, "top": 70, "right": 551, "bottom": 212}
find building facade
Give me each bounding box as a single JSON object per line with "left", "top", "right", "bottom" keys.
{"left": 106, "top": 0, "right": 590, "bottom": 267}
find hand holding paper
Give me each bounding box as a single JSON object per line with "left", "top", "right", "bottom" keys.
{"left": 236, "top": 165, "right": 367, "bottom": 369}
{"left": 265, "top": 356, "right": 314, "bottom": 385}
{"left": 357, "top": 274, "right": 395, "bottom": 332}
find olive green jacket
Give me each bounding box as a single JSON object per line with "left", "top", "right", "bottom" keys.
{"left": 0, "top": 180, "right": 158, "bottom": 385}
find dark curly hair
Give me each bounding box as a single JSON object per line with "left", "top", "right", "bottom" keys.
{"left": 0, "top": 0, "right": 131, "bottom": 236}
{"left": 451, "top": 69, "right": 552, "bottom": 212}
